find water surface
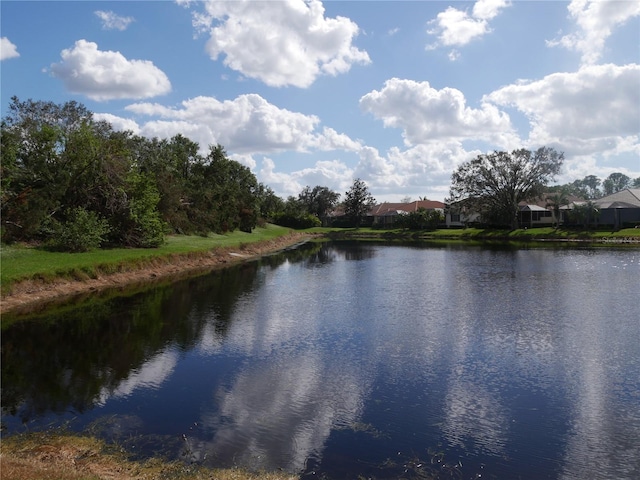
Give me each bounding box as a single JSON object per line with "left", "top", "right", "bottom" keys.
{"left": 2, "top": 242, "right": 639, "bottom": 479}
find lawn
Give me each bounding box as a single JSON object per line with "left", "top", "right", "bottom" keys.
{"left": 0, "top": 224, "right": 293, "bottom": 289}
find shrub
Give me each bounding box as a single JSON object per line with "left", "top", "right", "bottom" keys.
{"left": 272, "top": 213, "right": 321, "bottom": 229}
{"left": 50, "top": 207, "right": 111, "bottom": 252}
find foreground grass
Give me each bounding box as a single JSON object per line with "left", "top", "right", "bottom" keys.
{"left": 0, "top": 431, "right": 297, "bottom": 480}
{"left": 0, "top": 224, "right": 293, "bottom": 293}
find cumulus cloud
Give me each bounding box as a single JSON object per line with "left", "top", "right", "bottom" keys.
{"left": 50, "top": 40, "right": 171, "bottom": 101}
{"left": 256, "top": 140, "right": 478, "bottom": 202}
{"left": 186, "top": 0, "right": 370, "bottom": 87}
{"left": 359, "top": 78, "right": 518, "bottom": 148}
{"left": 1, "top": 37, "right": 19, "bottom": 60}
{"left": 427, "top": 0, "right": 511, "bottom": 58}
{"left": 93, "top": 112, "right": 141, "bottom": 133}
{"left": 95, "top": 10, "right": 135, "bottom": 31}
{"left": 485, "top": 63, "right": 640, "bottom": 157}
{"left": 121, "top": 94, "right": 360, "bottom": 155}
{"left": 547, "top": 0, "right": 640, "bottom": 65}
{"left": 259, "top": 157, "right": 354, "bottom": 199}
{"left": 352, "top": 142, "right": 481, "bottom": 201}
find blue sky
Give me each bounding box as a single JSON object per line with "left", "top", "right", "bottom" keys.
{"left": 2, "top": 0, "right": 639, "bottom": 202}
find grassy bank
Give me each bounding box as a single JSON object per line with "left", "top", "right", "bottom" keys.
{"left": 0, "top": 431, "right": 296, "bottom": 480}
{"left": 1, "top": 224, "right": 294, "bottom": 294}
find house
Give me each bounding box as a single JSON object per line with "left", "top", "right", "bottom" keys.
{"left": 444, "top": 197, "right": 483, "bottom": 227}
{"left": 592, "top": 188, "right": 640, "bottom": 228}
{"left": 370, "top": 200, "right": 445, "bottom": 227}
{"left": 446, "top": 193, "right": 582, "bottom": 228}
{"left": 518, "top": 203, "right": 554, "bottom": 228}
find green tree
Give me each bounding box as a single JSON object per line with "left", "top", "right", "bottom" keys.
{"left": 344, "top": 178, "right": 376, "bottom": 227}
{"left": 396, "top": 208, "right": 443, "bottom": 230}
{"left": 256, "top": 184, "right": 284, "bottom": 221}
{"left": 448, "top": 147, "right": 564, "bottom": 229}
{"left": 298, "top": 185, "right": 340, "bottom": 219}
{"left": 633, "top": 177, "right": 640, "bottom": 188}
{"left": 603, "top": 172, "right": 631, "bottom": 195}
{"left": 122, "top": 171, "right": 165, "bottom": 247}
{"left": 192, "top": 144, "right": 259, "bottom": 233}
{"left": 570, "top": 200, "right": 600, "bottom": 229}
{"left": 580, "top": 175, "right": 602, "bottom": 199}
{"left": 0, "top": 97, "right": 105, "bottom": 242}
{"left": 545, "top": 188, "right": 570, "bottom": 228}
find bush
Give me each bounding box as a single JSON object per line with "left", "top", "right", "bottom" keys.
{"left": 50, "top": 207, "right": 111, "bottom": 252}
{"left": 272, "top": 213, "right": 321, "bottom": 229}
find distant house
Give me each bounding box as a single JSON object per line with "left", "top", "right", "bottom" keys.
{"left": 444, "top": 198, "right": 482, "bottom": 227}
{"left": 591, "top": 188, "right": 640, "bottom": 228}
{"left": 518, "top": 203, "right": 554, "bottom": 228}
{"left": 518, "top": 193, "right": 583, "bottom": 228}
{"left": 447, "top": 193, "right": 581, "bottom": 228}
{"left": 370, "top": 200, "right": 445, "bottom": 227}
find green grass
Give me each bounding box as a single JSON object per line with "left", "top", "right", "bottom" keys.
{"left": 1, "top": 224, "right": 293, "bottom": 290}
{"left": 328, "top": 226, "right": 640, "bottom": 240}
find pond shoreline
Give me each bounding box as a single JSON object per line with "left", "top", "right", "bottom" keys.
{"left": 0, "top": 232, "right": 315, "bottom": 316}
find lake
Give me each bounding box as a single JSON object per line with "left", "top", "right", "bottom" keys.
{"left": 2, "top": 241, "right": 639, "bottom": 479}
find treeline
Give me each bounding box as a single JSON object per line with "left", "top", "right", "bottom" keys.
{"left": 0, "top": 98, "right": 280, "bottom": 251}
{"left": 1, "top": 98, "right": 369, "bottom": 252}
{"left": 550, "top": 173, "right": 640, "bottom": 199}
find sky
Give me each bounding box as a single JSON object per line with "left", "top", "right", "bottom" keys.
{"left": 1, "top": 0, "right": 639, "bottom": 203}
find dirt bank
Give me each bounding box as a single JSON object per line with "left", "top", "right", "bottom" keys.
{"left": 0, "top": 232, "right": 315, "bottom": 316}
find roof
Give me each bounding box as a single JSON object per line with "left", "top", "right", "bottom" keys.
{"left": 518, "top": 192, "right": 585, "bottom": 209}
{"left": 594, "top": 189, "right": 640, "bottom": 209}
{"left": 370, "top": 200, "right": 445, "bottom": 216}
{"left": 520, "top": 204, "right": 548, "bottom": 212}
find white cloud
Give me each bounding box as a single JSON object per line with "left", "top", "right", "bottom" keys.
{"left": 427, "top": 0, "right": 510, "bottom": 58}
{"left": 93, "top": 112, "right": 141, "bottom": 133}
{"left": 485, "top": 63, "right": 640, "bottom": 157}
{"left": 186, "top": 0, "right": 370, "bottom": 87}
{"left": 50, "top": 40, "right": 171, "bottom": 101}
{"left": 228, "top": 153, "right": 257, "bottom": 170}
{"left": 259, "top": 157, "right": 353, "bottom": 199}
{"left": 95, "top": 10, "right": 135, "bottom": 31}
{"left": 1, "top": 37, "right": 19, "bottom": 60}
{"left": 547, "top": 0, "right": 640, "bottom": 65}
{"left": 121, "top": 94, "right": 359, "bottom": 155}
{"left": 359, "top": 78, "right": 519, "bottom": 148}
{"left": 353, "top": 142, "right": 481, "bottom": 201}
{"left": 257, "top": 140, "right": 478, "bottom": 202}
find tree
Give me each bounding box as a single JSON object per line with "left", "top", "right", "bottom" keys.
{"left": 545, "top": 188, "right": 570, "bottom": 228}
{"left": 1, "top": 97, "right": 96, "bottom": 241}
{"left": 634, "top": 177, "right": 640, "bottom": 188}
{"left": 256, "top": 184, "right": 284, "bottom": 221}
{"left": 396, "top": 208, "right": 443, "bottom": 230}
{"left": 298, "top": 185, "right": 340, "bottom": 219}
{"left": 580, "top": 175, "right": 602, "bottom": 199}
{"left": 448, "top": 147, "right": 564, "bottom": 229}
{"left": 570, "top": 200, "right": 600, "bottom": 229}
{"left": 603, "top": 172, "right": 631, "bottom": 195}
{"left": 344, "top": 178, "right": 376, "bottom": 227}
